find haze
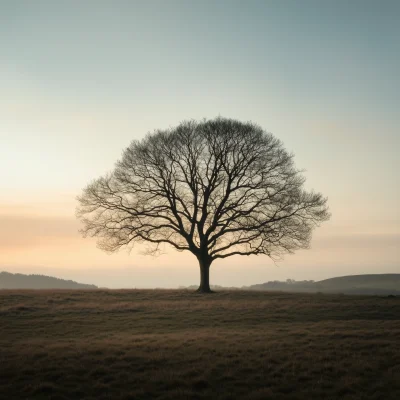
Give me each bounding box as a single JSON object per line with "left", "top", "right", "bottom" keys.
{"left": 1, "top": 0, "right": 399, "bottom": 288}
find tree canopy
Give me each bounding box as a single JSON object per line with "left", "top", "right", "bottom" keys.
{"left": 77, "top": 117, "right": 330, "bottom": 292}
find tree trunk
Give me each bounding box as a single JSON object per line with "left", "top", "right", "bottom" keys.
{"left": 197, "top": 258, "right": 212, "bottom": 293}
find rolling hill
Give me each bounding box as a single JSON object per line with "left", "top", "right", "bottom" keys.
{"left": 2, "top": 271, "right": 399, "bottom": 294}
{"left": 0, "top": 272, "right": 97, "bottom": 290}
{"left": 245, "top": 274, "right": 400, "bottom": 295}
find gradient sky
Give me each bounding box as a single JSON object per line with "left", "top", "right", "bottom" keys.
{"left": 1, "top": 0, "right": 399, "bottom": 288}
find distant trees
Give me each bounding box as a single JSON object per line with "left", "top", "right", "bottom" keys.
{"left": 77, "top": 117, "right": 329, "bottom": 292}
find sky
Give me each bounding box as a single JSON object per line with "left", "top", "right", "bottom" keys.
{"left": 1, "top": 0, "right": 399, "bottom": 288}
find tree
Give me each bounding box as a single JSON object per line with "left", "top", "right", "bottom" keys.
{"left": 77, "top": 117, "right": 330, "bottom": 292}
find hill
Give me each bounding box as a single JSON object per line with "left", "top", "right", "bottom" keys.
{"left": 245, "top": 273, "right": 400, "bottom": 295}
{"left": 184, "top": 274, "right": 400, "bottom": 295}
{"left": 0, "top": 271, "right": 97, "bottom": 290}
{"left": 316, "top": 273, "right": 400, "bottom": 291}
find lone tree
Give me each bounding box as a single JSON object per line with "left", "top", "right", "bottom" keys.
{"left": 77, "top": 117, "right": 330, "bottom": 292}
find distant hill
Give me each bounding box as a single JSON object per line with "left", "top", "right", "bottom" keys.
{"left": 184, "top": 274, "right": 400, "bottom": 295}
{"left": 245, "top": 274, "right": 400, "bottom": 295}
{"left": 0, "top": 271, "right": 97, "bottom": 290}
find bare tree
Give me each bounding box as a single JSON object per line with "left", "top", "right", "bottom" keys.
{"left": 77, "top": 117, "right": 330, "bottom": 292}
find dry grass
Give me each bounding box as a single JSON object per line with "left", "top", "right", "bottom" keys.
{"left": 1, "top": 289, "right": 399, "bottom": 399}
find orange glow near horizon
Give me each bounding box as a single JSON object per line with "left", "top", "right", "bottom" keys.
{"left": 1, "top": 194, "right": 398, "bottom": 288}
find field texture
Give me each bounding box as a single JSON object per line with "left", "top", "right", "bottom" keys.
{"left": 1, "top": 290, "right": 399, "bottom": 399}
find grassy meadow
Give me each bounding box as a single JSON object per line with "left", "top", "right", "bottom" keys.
{"left": 1, "top": 289, "right": 399, "bottom": 399}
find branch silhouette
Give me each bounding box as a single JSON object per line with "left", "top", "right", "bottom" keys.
{"left": 77, "top": 117, "right": 330, "bottom": 292}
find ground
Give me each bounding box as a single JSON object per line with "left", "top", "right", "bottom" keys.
{"left": 0, "top": 289, "right": 399, "bottom": 399}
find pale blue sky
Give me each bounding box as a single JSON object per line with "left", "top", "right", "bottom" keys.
{"left": 0, "top": 1, "right": 399, "bottom": 287}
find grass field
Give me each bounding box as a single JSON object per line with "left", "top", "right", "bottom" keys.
{"left": 1, "top": 289, "right": 399, "bottom": 400}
